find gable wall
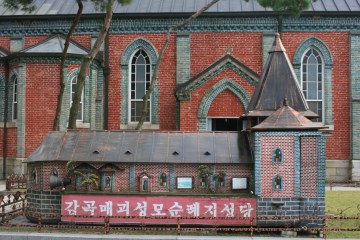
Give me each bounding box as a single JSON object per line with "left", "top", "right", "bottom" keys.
{"left": 180, "top": 68, "right": 254, "bottom": 131}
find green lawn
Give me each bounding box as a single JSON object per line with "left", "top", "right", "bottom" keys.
{"left": 325, "top": 191, "right": 360, "bottom": 238}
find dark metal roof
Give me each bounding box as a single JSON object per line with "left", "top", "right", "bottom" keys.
{"left": 246, "top": 33, "right": 316, "bottom": 118}
{"left": 20, "top": 34, "right": 89, "bottom": 55}
{"left": 252, "top": 99, "right": 324, "bottom": 130}
{"left": 26, "top": 131, "right": 252, "bottom": 164}
{"left": 0, "top": 0, "right": 359, "bottom": 16}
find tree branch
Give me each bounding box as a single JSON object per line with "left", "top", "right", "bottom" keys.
{"left": 136, "top": 0, "right": 220, "bottom": 130}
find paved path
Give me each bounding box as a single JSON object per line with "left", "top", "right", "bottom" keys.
{"left": 1, "top": 232, "right": 359, "bottom": 240}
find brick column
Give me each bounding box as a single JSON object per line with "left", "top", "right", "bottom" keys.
{"left": 350, "top": 32, "right": 360, "bottom": 181}
{"left": 262, "top": 32, "right": 276, "bottom": 67}
{"left": 17, "top": 64, "right": 26, "bottom": 158}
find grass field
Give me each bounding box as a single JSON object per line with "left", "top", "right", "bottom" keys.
{"left": 325, "top": 191, "right": 360, "bottom": 238}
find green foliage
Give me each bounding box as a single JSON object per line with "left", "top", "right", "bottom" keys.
{"left": 90, "top": 0, "right": 133, "bottom": 11}
{"left": 213, "top": 171, "right": 226, "bottom": 182}
{"left": 66, "top": 161, "right": 99, "bottom": 191}
{"left": 198, "top": 166, "right": 226, "bottom": 193}
{"left": 79, "top": 173, "right": 99, "bottom": 189}
{"left": 256, "top": 0, "right": 314, "bottom": 16}
{"left": 3, "top": 0, "right": 35, "bottom": 12}
{"left": 198, "top": 165, "right": 211, "bottom": 178}
{"left": 3, "top": 0, "right": 133, "bottom": 13}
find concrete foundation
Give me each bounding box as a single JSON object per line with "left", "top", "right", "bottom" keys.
{"left": 326, "top": 160, "right": 351, "bottom": 182}
{"left": 352, "top": 160, "right": 360, "bottom": 182}
{"left": 0, "top": 157, "right": 27, "bottom": 178}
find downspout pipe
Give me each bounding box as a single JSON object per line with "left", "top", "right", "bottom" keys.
{"left": 2, "top": 61, "right": 9, "bottom": 180}
{"left": 103, "top": 33, "right": 110, "bottom": 130}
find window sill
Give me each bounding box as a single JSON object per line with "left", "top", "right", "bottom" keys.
{"left": 75, "top": 122, "right": 90, "bottom": 129}
{"left": 0, "top": 122, "right": 17, "bottom": 128}
{"left": 120, "top": 123, "right": 159, "bottom": 130}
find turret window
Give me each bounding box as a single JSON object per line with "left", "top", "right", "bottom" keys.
{"left": 272, "top": 147, "right": 283, "bottom": 164}
{"left": 273, "top": 174, "right": 283, "bottom": 191}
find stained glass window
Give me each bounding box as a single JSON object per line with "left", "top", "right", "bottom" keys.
{"left": 273, "top": 175, "right": 283, "bottom": 191}
{"left": 272, "top": 147, "right": 283, "bottom": 164}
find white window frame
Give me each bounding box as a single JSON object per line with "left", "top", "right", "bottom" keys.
{"left": 70, "top": 76, "right": 84, "bottom": 121}
{"left": 128, "top": 49, "right": 151, "bottom": 123}
{"left": 301, "top": 47, "right": 325, "bottom": 123}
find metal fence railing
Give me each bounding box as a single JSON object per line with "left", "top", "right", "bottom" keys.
{"left": 5, "top": 174, "right": 27, "bottom": 191}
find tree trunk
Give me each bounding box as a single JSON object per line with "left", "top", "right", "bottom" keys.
{"left": 52, "top": 0, "right": 83, "bottom": 131}
{"left": 68, "top": 0, "right": 115, "bottom": 129}
{"left": 135, "top": 0, "right": 220, "bottom": 130}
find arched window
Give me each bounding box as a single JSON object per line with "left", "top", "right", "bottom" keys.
{"left": 301, "top": 48, "right": 324, "bottom": 122}
{"left": 141, "top": 176, "right": 149, "bottom": 191}
{"left": 273, "top": 174, "right": 283, "bottom": 191}
{"left": 70, "top": 77, "right": 84, "bottom": 121}
{"left": 272, "top": 147, "right": 283, "bottom": 164}
{"left": 130, "top": 49, "right": 151, "bottom": 122}
{"left": 159, "top": 173, "right": 168, "bottom": 188}
{"left": 12, "top": 75, "right": 18, "bottom": 121}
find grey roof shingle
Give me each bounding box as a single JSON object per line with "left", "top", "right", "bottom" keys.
{"left": 26, "top": 131, "right": 252, "bottom": 164}
{"left": 20, "top": 34, "right": 89, "bottom": 55}
{"left": 0, "top": 0, "right": 359, "bottom": 16}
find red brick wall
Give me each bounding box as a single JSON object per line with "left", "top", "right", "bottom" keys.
{"left": 24, "top": 36, "right": 48, "bottom": 49}
{"left": 25, "top": 63, "right": 60, "bottom": 156}
{"left": 0, "top": 36, "right": 10, "bottom": 51}
{"left": 0, "top": 127, "right": 17, "bottom": 156}
{"left": 301, "top": 137, "right": 318, "bottom": 197}
{"left": 72, "top": 35, "right": 91, "bottom": 49}
{"left": 207, "top": 89, "right": 246, "bottom": 117}
{"left": 190, "top": 32, "right": 263, "bottom": 77}
{"left": 282, "top": 32, "right": 350, "bottom": 160}
{"left": 260, "top": 136, "right": 295, "bottom": 198}
{"left": 114, "top": 163, "right": 130, "bottom": 192}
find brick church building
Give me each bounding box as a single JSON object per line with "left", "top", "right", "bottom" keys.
{"left": 0, "top": 0, "right": 359, "bottom": 182}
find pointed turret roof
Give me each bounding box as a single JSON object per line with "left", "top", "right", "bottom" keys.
{"left": 252, "top": 99, "right": 324, "bottom": 130}
{"left": 246, "top": 33, "right": 317, "bottom": 118}
{"left": 20, "top": 34, "right": 89, "bottom": 55}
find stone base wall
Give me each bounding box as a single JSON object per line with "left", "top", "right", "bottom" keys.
{"left": 0, "top": 157, "right": 26, "bottom": 178}
{"left": 26, "top": 189, "right": 61, "bottom": 223}
{"left": 352, "top": 160, "right": 360, "bottom": 182}
{"left": 326, "top": 160, "right": 351, "bottom": 182}
{"left": 257, "top": 197, "right": 325, "bottom": 228}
